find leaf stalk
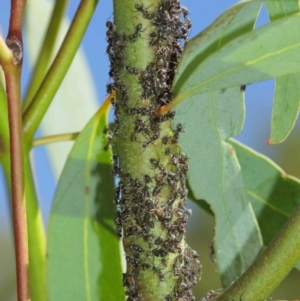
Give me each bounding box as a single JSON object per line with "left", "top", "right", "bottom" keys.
{"left": 32, "top": 132, "right": 80, "bottom": 147}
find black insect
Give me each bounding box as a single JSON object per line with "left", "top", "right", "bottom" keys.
{"left": 153, "top": 184, "right": 162, "bottom": 196}
{"left": 124, "top": 65, "right": 139, "bottom": 75}
{"left": 152, "top": 266, "right": 165, "bottom": 281}
{"left": 106, "top": 83, "right": 116, "bottom": 94}
{"left": 135, "top": 3, "right": 154, "bottom": 19}
{"left": 240, "top": 84, "right": 246, "bottom": 92}
{"left": 149, "top": 158, "right": 160, "bottom": 168}
{"left": 129, "top": 244, "right": 144, "bottom": 254}
{"left": 106, "top": 20, "right": 114, "bottom": 30}
{"left": 130, "top": 23, "right": 143, "bottom": 42}
{"left": 153, "top": 248, "right": 167, "bottom": 258}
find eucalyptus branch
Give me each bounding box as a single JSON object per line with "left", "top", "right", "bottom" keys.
{"left": 22, "top": 0, "right": 99, "bottom": 143}
{"left": 32, "top": 132, "right": 80, "bottom": 147}
{"left": 22, "top": 0, "right": 69, "bottom": 112}
{"left": 216, "top": 204, "right": 300, "bottom": 301}
{"left": 111, "top": 1, "right": 200, "bottom": 300}
{"left": 3, "top": 1, "right": 29, "bottom": 300}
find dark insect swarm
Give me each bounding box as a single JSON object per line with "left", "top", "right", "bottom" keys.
{"left": 105, "top": 1, "right": 201, "bottom": 300}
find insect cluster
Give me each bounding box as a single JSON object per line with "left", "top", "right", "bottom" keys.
{"left": 105, "top": 1, "right": 201, "bottom": 300}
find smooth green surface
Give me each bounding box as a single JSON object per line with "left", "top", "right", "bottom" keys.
{"left": 190, "top": 137, "right": 300, "bottom": 272}
{"left": 23, "top": 0, "right": 68, "bottom": 112}
{"left": 23, "top": 0, "right": 99, "bottom": 142}
{"left": 265, "top": 0, "right": 300, "bottom": 22}
{"left": 172, "top": 11, "right": 300, "bottom": 108}
{"left": 23, "top": 150, "right": 47, "bottom": 301}
{"left": 47, "top": 100, "right": 125, "bottom": 301}
{"left": 174, "top": 88, "right": 263, "bottom": 287}
{"left": 265, "top": 0, "right": 300, "bottom": 144}
{"left": 269, "top": 74, "right": 300, "bottom": 144}
{"left": 0, "top": 82, "right": 9, "bottom": 165}
{"left": 173, "top": 0, "right": 262, "bottom": 92}
{"left": 24, "top": 0, "right": 99, "bottom": 180}
{"left": 229, "top": 138, "right": 300, "bottom": 270}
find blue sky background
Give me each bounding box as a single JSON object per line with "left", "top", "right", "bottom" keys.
{"left": 1, "top": 1, "right": 300, "bottom": 298}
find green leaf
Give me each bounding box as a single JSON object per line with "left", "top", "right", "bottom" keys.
{"left": 269, "top": 74, "right": 300, "bottom": 144}
{"left": 25, "top": 0, "right": 99, "bottom": 179}
{"left": 47, "top": 98, "right": 125, "bottom": 301}
{"left": 23, "top": 0, "right": 68, "bottom": 112}
{"left": 189, "top": 138, "right": 300, "bottom": 271}
{"left": 265, "top": 1, "right": 300, "bottom": 144}
{"left": 173, "top": 0, "right": 262, "bottom": 93}
{"left": 265, "top": 0, "right": 300, "bottom": 22}
{"left": 174, "top": 88, "right": 263, "bottom": 287}
{"left": 172, "top": 12, "right": 300, "bottom": 109}
{"left": 228, "top": 138, "right": 300, "bottom": 270}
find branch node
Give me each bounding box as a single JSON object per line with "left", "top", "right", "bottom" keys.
{"left": 6, "top": 37, "right": 23, "bottom": 64}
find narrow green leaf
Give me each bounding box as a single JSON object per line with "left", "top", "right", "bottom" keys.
{"left": 47, "top": 98, "right": 125, "bottom": 301}
{"left": 172, "top": 13, "right": 300, "bottom": 108}
{"left": 25, "top": 0, "right": 99, "bottom": 179}
{"left": 269, "top": 74, "right": 300, "bottom": 144}
{"left": 265, "top": 1, "right": 300, "bottom": 144}
{"left": 173, "top": 0, "right": 262, "bottom": 93}
{"left": 23, "top": 0, "right": 68, "bottom": 112}
{"left": 189, "top": 138, "right": 300, "bottom": 271}
{"left": 228, "top": 138, "right": 300, "bottom": 270}
{"left": 174, "top": 88, "right": 263, "bottom": 287}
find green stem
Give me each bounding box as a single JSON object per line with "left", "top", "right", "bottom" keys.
{"left": 22, "top": 0, "right": 69, "bottom": 112}
{"left": 0, "top": 143, "right": 47, "bottom": 301}
{"left": 32, "top": 132, "right": 79, "bottom": 147}
{"left": 217, "top": 204, "right": 300, "bottom": 301}
{"left": 113, "top": 1, "right": 200, "bottom": 300}
{"left": 22, "top": 0, "right": 99, "bottom": 142}
{"left": 23, "top": 148, "right": 47, "bottom": 301}
{"left": 0, "top": 76, "right": 10, "bottom": 164}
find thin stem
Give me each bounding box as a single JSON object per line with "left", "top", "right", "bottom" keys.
{"left": 32, "top": 132, "right": 80, "bottom": 147}
{"left": 22, "top": 0, "right": 69, "bottom": 112}
{"left": 217, "top": 204, "right": 300, "bottom": 301}
{"left": 22, "top": 0, "right": 99, "bottom": 143}
{"left": 6, "top": 65, "right": 29, "bottom": 301}
{"left": 1, "top": 84, "right": 47, "bottom": 301}
{"left": 23, "top": 149, "right": 47, "bottom": 301}
{"left": 8, "top": 0, "right": 26, "bottom": 41}
{"left": 4, "top": 1, "right": 29, "bottom": 301}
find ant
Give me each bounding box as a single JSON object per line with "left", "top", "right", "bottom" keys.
{"left": 135, "top": 3, "right": 154, "bottom": 19}
{"left": 130, "top": 23, "right": 144, "bottom": 42}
